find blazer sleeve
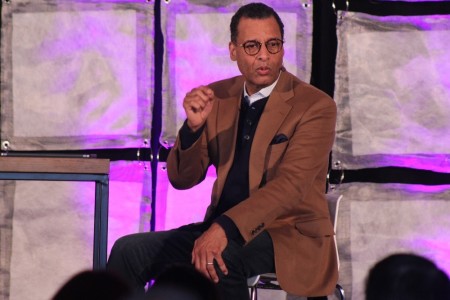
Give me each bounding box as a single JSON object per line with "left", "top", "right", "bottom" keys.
{"left": 166, "top": 125, "right": 211, "bottom": 190}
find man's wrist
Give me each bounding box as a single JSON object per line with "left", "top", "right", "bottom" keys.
{"left": 214, "top": 215, "right": 245, "bottom": 246}
{"left": 179, "top": 120, "right": 204, "bottom": 150}
{"left": 186, "top": 120, "right": 205, "bottom": 133}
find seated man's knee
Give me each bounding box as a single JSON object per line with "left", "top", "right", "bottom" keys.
{"left": 110, "top": 235, "right": 134, "bottom": 255}
{"left": 108, "top": 234, "right": 143, "bottom": 267}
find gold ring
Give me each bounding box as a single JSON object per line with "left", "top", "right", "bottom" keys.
{"left": 207, "top": 262, "right": 214, "bottom": 265}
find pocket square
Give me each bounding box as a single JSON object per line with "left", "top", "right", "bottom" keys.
{"left": 270, "top": 134, "right": 288, "bottom": 145}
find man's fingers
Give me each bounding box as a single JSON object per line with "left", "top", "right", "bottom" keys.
{"left": 214, "top": 256, "right": 228, "bottom": 276}
{"left": 192, "top": 252, "right": 209, "bottom": 279}
{"left": 191, "top": 223, "right": 228, "bottom": 283}
{"left": 192, "top": 245, "right": 214, "bottom": 280}
{"left": 187, "top": 86, "right": 214, "bottom": 102}
{"left": 207, "top": 260, "right": 219, "bottom": 283}
{"left": 186, "top": 98, "right": 206, "bottom": 113}
{"left": 192, "top": 255, "right": 226, "bottom": 283}
{"left": 182, "top": 85, "right": 215, "bottom": 131}
{"left": 184, "top": 88, "right": 214, "bottom": 114}
{"left": 194, "top": 86, "right": 214, "bottom": 98}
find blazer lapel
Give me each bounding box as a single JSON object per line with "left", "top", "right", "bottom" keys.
{"left": 249, "top": 72, "right": 294, "bottom": 193}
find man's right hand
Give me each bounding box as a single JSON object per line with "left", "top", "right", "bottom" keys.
{"left": 183, "top": 86, "right": 215, "bottom": 132}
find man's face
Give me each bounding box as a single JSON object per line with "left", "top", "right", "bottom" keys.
{"left": 229, "top": 16, "right": 284, "bottom": 96}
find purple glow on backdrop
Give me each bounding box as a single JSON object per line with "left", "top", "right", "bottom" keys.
{"left": 401, "top": 184, "right": 450, "bottom": 193}
{"left": 377, "top": 14, "right": 450, "bottom": 30}
{"left": 407, "top": 230, "right": 450, "bottom": 277}
{"left": 155, "top": 165, "right": 216, "bottom": 231}
{"left": 371, "top": 155, "right": 450, "bottom": 173}
{"left": 402, "top": 183, "right": 450, "bottom": 277}
{"left": 108, "top": 161, "right": 151, "bottom": 255}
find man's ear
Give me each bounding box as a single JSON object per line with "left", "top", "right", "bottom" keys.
{"left": 229, "top": 42, "right": 237, "bottom": 61}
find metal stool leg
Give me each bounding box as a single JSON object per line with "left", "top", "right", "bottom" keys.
{"left": 336, "top": 283, "right": 345, "bottom": 300}
{"left": 250, "top": 286, "right": 257, "bottom": 300}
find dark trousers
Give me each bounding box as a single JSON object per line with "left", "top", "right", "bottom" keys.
{"left": 107, "top": 223, "right": 275, "bottom": 300}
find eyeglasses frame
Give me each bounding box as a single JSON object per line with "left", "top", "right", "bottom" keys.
{"left": 237, "top": 38, "right": 284, "bottom": 56}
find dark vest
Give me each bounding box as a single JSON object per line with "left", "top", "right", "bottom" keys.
{"left": 211, "top": 95, "right": 269, "bottom": 218}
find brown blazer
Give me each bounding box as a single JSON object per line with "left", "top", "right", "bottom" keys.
{"left": 167, "top": 70, "right": 338, "bottom": 296}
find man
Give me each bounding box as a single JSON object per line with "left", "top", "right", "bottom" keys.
{"left": 107, "top": 3, "right": 338, "bottom": 299}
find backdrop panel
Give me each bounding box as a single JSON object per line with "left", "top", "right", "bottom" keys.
{"left": 333, "top": 11, "right": 450, "bottom": 172}
{"left": 335, "top": 182, "right": 450, "bottom": 300}
{"left": 160, "top": 0, "right": 313, "bottom": 146}
{"left": 154, "top": 162, "right": 215, "bottom": 231}
{"left": 0, "top": 0, "right": 154, "bottom": 150}
{"left": 0, "top": 160, "right": 151, "bottom": 300}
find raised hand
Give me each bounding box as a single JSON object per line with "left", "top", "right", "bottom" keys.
{"left": 183, "top": 86, "right": 215, "bottom": 132}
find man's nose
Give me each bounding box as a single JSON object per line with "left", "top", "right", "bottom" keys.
{"left": 257, "top": 45, "right": 270, "bottom": 60}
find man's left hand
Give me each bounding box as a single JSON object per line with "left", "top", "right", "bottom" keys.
{"left": 192, "top": 223, "right": 229, "bottom": 283}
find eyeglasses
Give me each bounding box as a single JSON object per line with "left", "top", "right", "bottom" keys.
{"left": 238, "top": 38, "right": 284, "bottom": 56}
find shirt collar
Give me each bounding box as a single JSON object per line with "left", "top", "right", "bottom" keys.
{"left": 244, "top": 71, "right": 281, "bottom": 105}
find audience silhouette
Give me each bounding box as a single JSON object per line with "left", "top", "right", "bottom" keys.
{"left": 52, "top": 270, "right": 132, "bottom": 300}
{"left": 146, "top": 263, "right": 220, "bottom": 300}
{"left": 365, "top": 253, "right": 450, "bottom": 300}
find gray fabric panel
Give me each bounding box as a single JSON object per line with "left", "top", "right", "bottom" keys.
{"left": 334, "top": 182, "right": 450, "bottom": 300}
{"left": 9, "top": 181, "right": 94, "bottom": 300}
{"left": 0, "top": 181, "right": 15, "bottom": 300}
{"left": 333, "top": 11, "right": 450, "bottom": 172}
{"left": 0, "top": 0, "right": 154, "bottom": 150}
